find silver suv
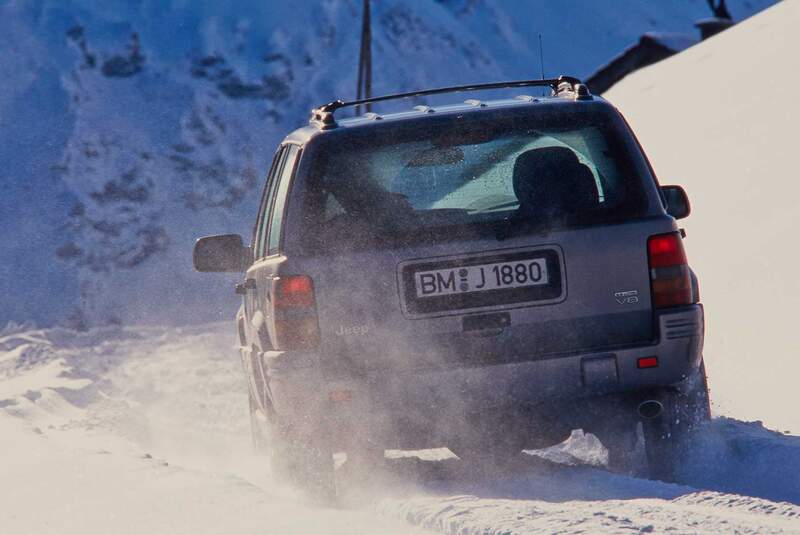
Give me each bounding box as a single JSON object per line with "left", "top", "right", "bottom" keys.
{"left": 194, "top": 77, "right": 709, "bottom": 496}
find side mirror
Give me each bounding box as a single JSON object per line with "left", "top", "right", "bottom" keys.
{"left": 193, "top": 234, "right": 251, "bottom": 272}
{"left": 660, "top": 185, "right": 691, "bottom": 220}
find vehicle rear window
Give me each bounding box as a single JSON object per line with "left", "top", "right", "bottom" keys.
{"left": 299, "top": 106, "right": 650, "bottom": 253}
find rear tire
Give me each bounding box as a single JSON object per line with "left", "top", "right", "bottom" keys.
{"left": 590, "top": 362, "right": 711, "bottom": 480}
{"left": 248, "top": 392, "right": 336, "bottom": 501}
{"left": 590, "top": 419, "right": 642, "bottom": 475}
{"left": 643, "top": 362, "right": 711, "bottom": 481}
{"left": 249, "top": 392, "right": 272, "bottom": 456}
{"left": 293, "top": 434, "right": 336, "bottom": 502}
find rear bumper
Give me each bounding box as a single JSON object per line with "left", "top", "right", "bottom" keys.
{"left": 261, "top": 304, "right": 704, "bottom": 448}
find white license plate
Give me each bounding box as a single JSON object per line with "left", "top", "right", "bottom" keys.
{"left": 415, "top": 258, "right": 549, "bottom": 298}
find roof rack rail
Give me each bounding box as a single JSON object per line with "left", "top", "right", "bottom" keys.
{"left": 309, "top": 75, "right": 589, "bottom": 129}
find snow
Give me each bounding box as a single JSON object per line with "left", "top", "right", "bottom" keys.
{"left": 0, "top": 414, "right": 426, "bottom": 535}
{"left": 0, "top": 324, "right": 430, "bottom": 535}
{"left": 2, "top": 322, "right": 799, "bottom": 534}
{"left": 378, "top": 491, "right": 800, "bottom": 534}
{"left": 606, "top": 0, "right": 800, "bottom": 435}
{"left": 0, "top": 0, "right": 777, "bottom": 328}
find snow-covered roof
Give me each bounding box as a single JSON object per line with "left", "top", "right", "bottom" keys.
{"left": 585, "top": 32, "right": 698, "bottom": 94}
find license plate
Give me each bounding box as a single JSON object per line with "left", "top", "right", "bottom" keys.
{"left": 414, "top": 258, "right": 549, "bottom": 298}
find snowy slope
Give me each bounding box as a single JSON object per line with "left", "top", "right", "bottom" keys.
{"left": 606, "top": 0, "right": 800, "bottom": 435}
{"left": 0, "top": 0, "right": 776, "bottom": 328}
{"left": 1, "top": 322, "right": 799, "bottom": 534}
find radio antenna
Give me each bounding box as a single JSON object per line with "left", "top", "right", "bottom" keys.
{"left": 355, "top": 0, "right": 372, "bottom": 116}
{"left": 538, "top": 34, "right": 545, "bottom": 79}
{"left": 538, "top": 34, "right": 546, "bottom": 95}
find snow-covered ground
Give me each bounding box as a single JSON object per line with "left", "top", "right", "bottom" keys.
{"left": 607, "top": 0, "right": 800, "bottom": 435}
{"left": 0, "top": 324, "right": 432, "bottom": 535}
{"left": 1, "top": 322, "right": 799, "bottom": 534}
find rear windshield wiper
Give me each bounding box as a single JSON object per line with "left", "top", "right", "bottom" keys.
{"left": 493, "top": 218, "right": 513, "bottom": 241}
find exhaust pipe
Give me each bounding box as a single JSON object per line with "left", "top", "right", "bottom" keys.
{"left": 637, "top": 399, "right": 664, "bottom": 420}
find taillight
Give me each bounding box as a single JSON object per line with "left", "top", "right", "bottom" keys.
{"left": 272, "top": 275, "right": 320, "bottom": 350}
{"left": 647, "top": 232, "right": 694, "bottom": 308}
{"left": 637, "top": 356, "right": 659, "bottom": 369}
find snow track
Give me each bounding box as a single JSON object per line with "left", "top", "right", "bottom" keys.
{"left": 378, "top": 491, "right": 799, "bottom": 534}
{"left": 1, "top": 323, "right": 798, "bottom": 534}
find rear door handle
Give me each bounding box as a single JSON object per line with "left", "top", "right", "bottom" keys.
{"left": 235, "top": 278, "right": 256, "bottom": 295}
{"left": 463, "top": 312, "right": 510, "bottom": 331}
{"left": 463, "top": 328, "right": 505, "bottom": 338}
{"left": 462, "top": 313, "right": 510, "bottom": 338}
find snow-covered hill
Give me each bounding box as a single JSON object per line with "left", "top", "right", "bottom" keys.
{"left": 606, "top": 0, "right": 800, "bottom": 435}
{"left": 0, "top": 0, "right": 776, "bottom": 328}
{"left": 1, "top": 322, "right": 798, "bottom": 534}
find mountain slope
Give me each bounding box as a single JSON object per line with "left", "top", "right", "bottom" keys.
{"left": 606, "top": 0, "right": 800, "bottom": 434}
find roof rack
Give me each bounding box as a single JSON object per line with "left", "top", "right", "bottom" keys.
{"left": 309, "top": 75, "right": 590, "bottom": 129}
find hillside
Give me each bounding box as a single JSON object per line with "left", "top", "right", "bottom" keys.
{"left": 607, "top": 0, "right": 799, "bottom": 433}
{"left": 0, "top": 0, "right": 775, "bottom": 328}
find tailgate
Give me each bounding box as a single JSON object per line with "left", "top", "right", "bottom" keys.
{"left": 297, "top": 220, "right": 665, "bottom": 371}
